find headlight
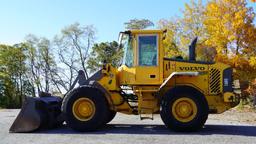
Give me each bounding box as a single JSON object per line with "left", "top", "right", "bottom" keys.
{"left": 224, "top": 78, "right": 229, "bottom": 87}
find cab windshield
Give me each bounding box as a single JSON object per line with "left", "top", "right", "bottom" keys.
{"left": 120, "top": 33, "right": 133, "bottom": 67}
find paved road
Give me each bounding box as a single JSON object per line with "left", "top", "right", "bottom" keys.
{"left": 1, "top": 109, "right": 256, "bottom": 144}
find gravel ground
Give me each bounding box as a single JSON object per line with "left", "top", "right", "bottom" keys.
{"left": 0, "top": 109, "right": 256, "bottom": 144}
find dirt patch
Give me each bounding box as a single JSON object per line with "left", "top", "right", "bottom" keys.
{"left": 209, "top": 108, "right": 256, "bottom": 125}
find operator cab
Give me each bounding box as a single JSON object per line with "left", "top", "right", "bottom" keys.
{"left": 118, "top": 30, "right": 164, "bottom": 85}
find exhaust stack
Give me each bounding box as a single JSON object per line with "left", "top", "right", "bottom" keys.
{"left": 189, "top": 37, "right": 198, "bottom": 61}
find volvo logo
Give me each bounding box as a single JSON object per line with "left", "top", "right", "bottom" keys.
{"left": 179, "top": 67, "right": 206, "bottom": 71}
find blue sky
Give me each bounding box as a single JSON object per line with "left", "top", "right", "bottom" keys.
{"left": 0, "top": 0, "right": 255, "bottom": 45}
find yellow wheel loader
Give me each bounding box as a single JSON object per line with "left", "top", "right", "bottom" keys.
{"left": 9, "top": 30, "right": 240, "bottom": 133}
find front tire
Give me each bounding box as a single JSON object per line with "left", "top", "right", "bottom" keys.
{"left": 160, "top": 86, "right": 209, "bottom": 132}
{"left": 62, "top": 87, "right": 109, "bottom": 131}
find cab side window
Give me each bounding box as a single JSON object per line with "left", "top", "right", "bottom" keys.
{"left": 138, "top": 35, "right": 158, "bottom": 66}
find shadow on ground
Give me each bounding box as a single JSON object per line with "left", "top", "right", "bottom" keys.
{"left": 36, "top": 124, "right": 256, "bottom": 137}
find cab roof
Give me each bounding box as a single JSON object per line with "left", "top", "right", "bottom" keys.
{"left": 124, "top": 29, "right": 166, "bottom": 35}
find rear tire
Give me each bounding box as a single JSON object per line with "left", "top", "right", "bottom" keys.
{"left": 160, "top": 86, "right": 209, "bottom": 132}
{"left": 62, "top": 87, "right": 109, "bottom": 131}
{"left": 105, "top": 110, "right": 116, "bottom": 124}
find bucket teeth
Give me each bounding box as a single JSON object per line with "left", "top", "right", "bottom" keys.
{"left": 9, "top": 96, "right": 63, "bottom": 133}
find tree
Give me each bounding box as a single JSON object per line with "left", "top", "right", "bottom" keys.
{"left": 25, "top": 35, "right": 61, "bottom": 95}
{"left": 54, "top": 23, "right": 96, "bottom": 91}
{"left": 25, "top": 35, "right": 43, "bottom": 95}
{"left": 158, "top": 0, "right": 211, "bottom": 61}
{"left": 179, "top": 0, "right": 207, "bottom": 49}
{"left": 87, "top": 41, "right": 123, "bottom": 73}
{"left": 37, "top": 38, "right": 54, "bottom": 92}
{"left": 124, "top": 19, "right": 154, "bottom": 30}
{"left": 0, "top": 44, "right": 29, "bottom": 108}
{"left": 158, "top": 19, "right": 182, "bottom": 58}
{"left": 205, "top": 0, "right": 255, "bottom": 55}
{"left": 204, "top": 0, "right": 256, "bottom": 80}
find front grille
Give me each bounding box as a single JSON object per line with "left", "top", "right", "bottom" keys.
{"left": 209, "top": 68, "right": 221, "bottom": 94}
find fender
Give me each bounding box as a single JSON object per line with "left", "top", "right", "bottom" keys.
{"left": 159, "top": 72, "right": 201, "bottom": 90}
{"left": 86, "top": 81, "right": 115, "bottom": 109}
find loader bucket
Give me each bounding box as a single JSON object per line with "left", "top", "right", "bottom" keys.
{"left": 9, "top": 96, "right": 63, "bottom": 133}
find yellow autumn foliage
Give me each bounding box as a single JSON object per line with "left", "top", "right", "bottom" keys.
{"left": 159, "top": 0, "right": 256, "bottom": 81}
{"left": 204, "top": 0, "right": 256, "bottom": 81}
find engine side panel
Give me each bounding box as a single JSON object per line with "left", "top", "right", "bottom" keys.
{"left": 162, "top": 59, "right": 237, "bottom": 113}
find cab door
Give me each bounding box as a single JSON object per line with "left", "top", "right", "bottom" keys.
{"left": 135, "top": 34, "right": 162, "bottom": 85}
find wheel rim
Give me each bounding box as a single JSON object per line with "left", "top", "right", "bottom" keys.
{"left": 171, "top": 97, "right": 197, "bottom": 123}
{"left": 72, "top": 97, "right": 96, "bottom": 121}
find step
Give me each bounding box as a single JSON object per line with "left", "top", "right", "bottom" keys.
{"left": 140, "top": 113, "right": 154, "bottom": 120}
{"left": 139, "top": 108, "right": 154, "bottom": 120}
